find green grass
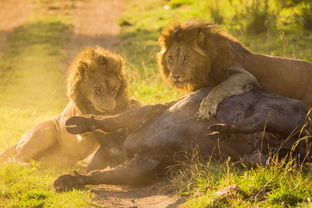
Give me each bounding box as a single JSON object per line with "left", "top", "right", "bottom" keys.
{"left": 167, "top": 156, "right": 312, "bottom": 207}
{"left": 0, "top": 0, "right": 94, "bottom": 207}
{"left": 0, "top": 164, "right": 93, "bottom": 208}
{"left": 118, "top": 0, "right": 312, "bottom": 207}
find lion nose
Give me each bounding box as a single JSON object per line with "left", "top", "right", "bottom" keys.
{"left": 172, "top": 75, "right": 182, "bottom": 81}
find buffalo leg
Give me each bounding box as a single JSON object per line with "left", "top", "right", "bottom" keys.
{"left": 54, "top": 155, "right": 160, "bottom": 192}
{"left": 66, "top": 104, "right": 169, "bottom": 134}
{"left": 211, "top": 112, "right": 266, "bottom": 134}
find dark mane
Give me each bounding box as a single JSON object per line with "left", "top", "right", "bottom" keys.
{"left": 67, "top": 47, "right": 129, "bottom": 114}
{"left": 158, "top": 19, "right": 252, "bottom": 91}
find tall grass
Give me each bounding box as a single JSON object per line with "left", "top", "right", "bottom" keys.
{"left": 302, "top": 2, "right": 312, "bottom": 30}
{"left": 164, "top": 150, "right": 312, "bottom": 207}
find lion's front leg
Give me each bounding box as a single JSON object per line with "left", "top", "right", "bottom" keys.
{"left": 197, "top": 67, "right": 258, "bottom": 120}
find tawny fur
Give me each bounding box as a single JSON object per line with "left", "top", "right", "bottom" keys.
{"left": 158, "top": 19, "right": 312, "bottom": 119}
{"left": 0, "top": 47, "right": 140, "bottom": 167}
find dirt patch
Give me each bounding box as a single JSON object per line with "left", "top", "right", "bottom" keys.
{"left": 0, "top": 0, "right": 33, "bottom": 53}
{"left": 66, "top": 0, "right": 123, "bottom": 61}
{"left": 91, "top": 184, "right": 184, "bottom": 208}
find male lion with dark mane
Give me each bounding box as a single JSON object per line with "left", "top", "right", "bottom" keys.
{"left": 0, "top": 47, "right": 140, "bottom": 167}
{"left": 158, "top": 19, "right": 312, "bottom": 120}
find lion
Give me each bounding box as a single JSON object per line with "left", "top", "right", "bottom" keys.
{"left": 0, "top": 47, "right": 141, "bottom": 167}
{"left": 158, "top": 19, "right": 312, "bottom": 120}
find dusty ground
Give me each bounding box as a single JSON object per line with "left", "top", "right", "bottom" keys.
{"left": 0, "top": 0, "right": 182, "bottom": 207}
{"left": 0, "top": 0, "right": 33, "bottom": 54}
{"left": 66, "top": 0, "right": 123, "bottom": 61}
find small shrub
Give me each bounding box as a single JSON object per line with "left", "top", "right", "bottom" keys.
{"left": 169, "top": 0, "right": 193, "bottom": 9}
{"left": 208, "top": 0, "right": 224, "bottom": 24}
{"left": 302, "top": 2, "right": 312, "bottom": 30}
{"left": 245, "top": 0, "right": 276, "bottom": 34}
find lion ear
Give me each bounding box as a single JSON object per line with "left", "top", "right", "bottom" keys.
{"left": 98, "top": 55, "right": 107, "bottom": 66}
{"left": 78, "top": 61, "right": 88, "bottom": 79}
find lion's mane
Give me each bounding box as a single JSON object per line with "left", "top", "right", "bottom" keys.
{"left": 158, "top": 19, "right": 252, "bottom": 91}
{"left": 67, "top": 47, "right": 129, "bottom": 114}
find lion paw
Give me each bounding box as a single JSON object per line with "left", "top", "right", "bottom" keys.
{"left": 197, "top": 101, "right": 218, "bottom": 121}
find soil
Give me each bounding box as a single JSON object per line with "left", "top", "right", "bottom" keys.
{"left": 0, "top": 0, "right": 33, "bottom": 54}
{"left": 66, "top": 0, "right": 123, "bottom": 61}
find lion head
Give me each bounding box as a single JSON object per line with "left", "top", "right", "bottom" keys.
{"left": 67, "top": 47, "right": 129, "bottom": 114}
{"left": 158, "top": 19, "right": 251, "bottom": 91}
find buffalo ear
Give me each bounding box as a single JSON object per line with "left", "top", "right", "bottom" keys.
{"left": 78, "top": 61, "right": 88, "bottom": 79}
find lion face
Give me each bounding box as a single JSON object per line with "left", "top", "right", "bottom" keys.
{"left": 163, "top": 42, "right": 200, "bottom": 87}
{"left": 68, "top": 47, "right": 127, "bottom": 114}
{"left": 80, "top": 72, "right": 121, "bottom": 112}
{"left": 158, "top": 20, "right": 247, "bottom": 91}
{"left": 160, "top": 41, "right": 211, "bottom": 90}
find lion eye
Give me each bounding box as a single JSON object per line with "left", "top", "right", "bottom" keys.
{"left": 183, "top": 56, "right": 190, "bottom": 63}
{"left": 95, "top": 88, "right": 102, "bottom": 94}
{"left": 168, "top": 55, "right": 174, "bottom": 62}
{"left": 112, "top": 87, "right": 118, "bottom": 95}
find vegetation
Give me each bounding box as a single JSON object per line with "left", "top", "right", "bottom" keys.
{"left": 119, "top": 0, "right": 312, "bottom": 103}
{"left": 0, "top": 1, "right": 95, "bottom": 207}
{"left": 119, "top": 0, "right": 312, "bottom": 207}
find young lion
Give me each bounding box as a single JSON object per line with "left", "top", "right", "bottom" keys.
{"left": 0, "top": 47, "right": 140, "bottom": 167}
{"left": 158, "top": 19, "right": 312, "bottom": 120}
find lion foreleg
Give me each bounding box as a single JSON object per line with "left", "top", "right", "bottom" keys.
{"left": 197, "top": 67, "right": 258, "bottom": 120}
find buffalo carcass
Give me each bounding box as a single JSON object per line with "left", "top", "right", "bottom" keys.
{"left": 54, "top": 88, "right": 311, "bottom": 191}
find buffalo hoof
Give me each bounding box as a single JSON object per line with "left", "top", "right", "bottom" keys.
{"left": 66, "top": 116, "right": 97, "bottom": 134}
{"left": 209, "top": 123, "right": 235, "bottom": 133}
{"left": 54, "top": 172, "right": 84, "bottom": 192}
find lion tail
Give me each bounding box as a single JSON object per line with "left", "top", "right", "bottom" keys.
{"left": 0, "top": 144, "right": 17, "bottom": 163}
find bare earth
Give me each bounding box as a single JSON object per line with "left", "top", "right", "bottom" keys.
{"left": 66, "top": 0, "right": 123, "bottom": 61}
{"left": 68, "top": 0, "right": 183, "bottom": 207}
{"left": 0, "top": 0, "right": 33, "bottom": 54}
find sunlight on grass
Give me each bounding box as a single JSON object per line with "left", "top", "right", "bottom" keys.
{"left": 119, "top": 0, "right": 312, "bottom": 207}
{"left": 0, "top": 1, "right": 95, "bottom": 207}
{"left": 0, "top": 14, "right": 70, "bottom": 149}
{"left": 0, "top": 163, "right": 93, "bottom": 208}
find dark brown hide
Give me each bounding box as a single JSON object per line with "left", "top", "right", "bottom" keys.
{"left": 54, "top": 88, "right": 310, "bottom": 191}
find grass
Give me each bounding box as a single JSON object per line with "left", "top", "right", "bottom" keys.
{"left": 118, "top": 0, "right": 312, "bottom": 207}
{"left": 165, "top": 155, "right": 312, "bottom": 207}
{"left": 0, "top": 163, "right": 93, "bottom": 208}
{"left": 0, "top": 0, "right": 95, "bottom": 207}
